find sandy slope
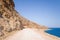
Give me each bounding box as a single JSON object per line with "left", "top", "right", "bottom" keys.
{"left": 4, "top": 28, "right": 60, "bottom": 40}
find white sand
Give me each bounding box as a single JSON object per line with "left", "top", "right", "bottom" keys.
{"left": 5, "top": 28, "right": 47, "bottom": 40}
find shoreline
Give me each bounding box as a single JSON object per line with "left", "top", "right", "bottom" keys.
{"left": 4, "top": 28, "right": 60, "bottom": 40}
{"left": 40, "top": 29, "right": 60, "bottom": 40}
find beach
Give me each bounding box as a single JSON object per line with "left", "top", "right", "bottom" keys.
{"left": 4, "top": 28, "right": 60, "bottom": 40}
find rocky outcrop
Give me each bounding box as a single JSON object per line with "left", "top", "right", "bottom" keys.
{"left": 0, "top": 0, "right": 47, "bottom": 40}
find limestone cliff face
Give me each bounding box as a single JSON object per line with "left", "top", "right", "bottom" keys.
{"left": 0, "top": 0, "right": 47, "bottom": 40}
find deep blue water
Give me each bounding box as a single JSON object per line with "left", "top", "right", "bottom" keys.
{"left": 45, "top": 28, "right": 60, "bottom": 37}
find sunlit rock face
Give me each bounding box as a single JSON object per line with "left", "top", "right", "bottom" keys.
{"left": 5, "top": 28, "right": 46, "bottom": 40}
{"left": 0, "top": 0, "right": 47, "bottom": 40}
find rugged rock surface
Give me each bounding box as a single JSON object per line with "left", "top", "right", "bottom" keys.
{"left": 0, "top": 0, "right": 47, "bottom": 40}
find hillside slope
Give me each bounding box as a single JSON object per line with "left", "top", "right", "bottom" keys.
{"left": 0, "top": 0, "right": 47, "bottom": 40}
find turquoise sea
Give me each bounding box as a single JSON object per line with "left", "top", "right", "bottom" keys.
{"left": 45, "top": 28, "right": 60, "bottom": 37}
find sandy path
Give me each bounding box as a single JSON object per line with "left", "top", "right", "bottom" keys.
{"left": 4, "top": 28, "right": 60, "bottom": 40}
{"left": 4, "top": 28, "right": 46, "bottom": 40}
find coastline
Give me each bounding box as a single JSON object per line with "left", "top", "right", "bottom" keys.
{"left": 4, "top": 28, "right": 60, "bottom": 40}
{"left": 39, "top": 29, "right": 60, "bottom": 40}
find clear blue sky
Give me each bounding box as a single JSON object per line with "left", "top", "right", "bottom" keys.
{"left": 14, "top": 0, "right": 60, "bottom": 28}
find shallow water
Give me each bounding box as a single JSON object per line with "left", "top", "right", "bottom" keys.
{"left": 45, "top": 28, "right": 60, "bottom": 37}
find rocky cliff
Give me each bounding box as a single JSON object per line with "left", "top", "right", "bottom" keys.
{"left": 0, "top": 0, "right": 47, "bottom": 40}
